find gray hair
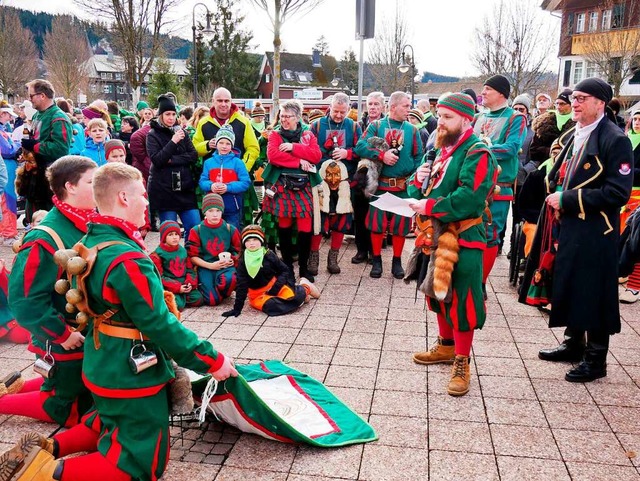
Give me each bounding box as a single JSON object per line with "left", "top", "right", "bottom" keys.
{"left": 367, "top": 91, "right": 385, "bottom": 104}
{"left": 280, "top": 100, "right": 303, "bottom": 118}
{"left": 332, "top": 93, "right": 350, "bottom": 107}
{"left": 389, "top": 91, "right": 409, "bottom": 107}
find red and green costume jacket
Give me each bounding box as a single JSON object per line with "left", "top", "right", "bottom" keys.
{"left": 407, "top": 129, "right": 499, "bottom": 249}
{"left": 30, "top": 104, "right": 72, "bottom": 165}
{"left": 354, "top": 117, "right": 423, "bottom": 197}
{"left": 8, "top": 199, "right": 91, "bottom": 361}
{"left": 186, "top": 219, "right": 242, "bottom": 264}
{"left": 150, "top": 243, "right": 198, "bottom": 293}
{"left": 310, "top": 115, "right": 363, "bottom": 179}
{"left": 472, "top": 106, "right": 526, "bottom": 201}
{"left": 80, "top": 216, "right": 227, "bottom": 398}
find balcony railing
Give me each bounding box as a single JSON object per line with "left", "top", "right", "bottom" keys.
{"left": 571, "top": 27, "right": 640, "bottom": 55}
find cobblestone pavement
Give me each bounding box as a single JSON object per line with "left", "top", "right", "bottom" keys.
{"left": 1, "top": 232, "right": 640, "bottom": 480}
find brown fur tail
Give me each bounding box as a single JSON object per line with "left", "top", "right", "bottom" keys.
{"left": 432, "top": 225, "right": 460, "bottom": 301}
{"left": 164, "top": 291, "right": 181, "bottom": 320}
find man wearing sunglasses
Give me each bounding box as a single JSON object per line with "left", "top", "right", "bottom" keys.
{"left": 22, "top": 79, "right": 72, "bottom": 166}
{"left": 531, "top": 77, "right": 633, "bottom": 383}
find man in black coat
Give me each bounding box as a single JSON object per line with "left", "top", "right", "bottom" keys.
{"left": 532, "top": 78, "right": 633, "bottom": 382}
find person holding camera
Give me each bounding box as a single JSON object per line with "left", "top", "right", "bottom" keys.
{"left": 146, "top": 94, "right": 200, "bottom": 240}
{"left": 261, "top": 100, "right": 322, "bottom": 282}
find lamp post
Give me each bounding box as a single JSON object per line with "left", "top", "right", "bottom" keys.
{"left": 398, "top": 44, "right": 415, "bottom": 106}
{"left": 192, "top": 3, "right": 214, "bottom": 107}
{"left": 331, "top": 67, "right": 343, "bottom": 88}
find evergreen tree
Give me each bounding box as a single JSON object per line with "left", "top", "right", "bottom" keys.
{"left": 205, "top": 0, "right": 257, "bottom": 98}
{"left": 340, "top": 48, "right": 358, "bottom": 93}
{"left": 314, "top": 35, "right": 330, "bottom": 55}
{"left": 146, "top": 57, "right": 180, "bottom": 107}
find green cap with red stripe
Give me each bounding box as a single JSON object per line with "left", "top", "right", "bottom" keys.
{"left": 436, "top": 93, "right": 476, "bottom": 121}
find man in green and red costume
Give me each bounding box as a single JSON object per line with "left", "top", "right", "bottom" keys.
{"left": 150, "top": 220, "right": 203, "bottom": 310}
{"left": 0, "top": 163, "right": 238, "bottom": 481}
{"left": 408, "top": 93, "right": 498, "bottom": 396}
{"left": 3, "top": 156, "right": 97, "bottom": 426}
{"left": 354, "top": 91, "right": 424, "bottom": 279}
{"left": 473, "top": 75, "right": 526, "bottom": 298}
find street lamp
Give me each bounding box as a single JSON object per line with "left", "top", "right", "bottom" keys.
{"left": 331, "top": 67, "right": 343, "bottom": 88}
{"left": 398, "top": 44, "right": 415, "bottom": 106}
{"left": 192, "top": 3, "right": 214, "bottom": 107}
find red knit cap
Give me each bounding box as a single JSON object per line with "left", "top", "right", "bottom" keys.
{"left": 104, "top": 139, "right": 126, "bottom": 160}
{"left": 159, "top": 220, "right": 181, "bottom": 243}
{"left": 436, "top": 93, "right": 476, "bottom": 121}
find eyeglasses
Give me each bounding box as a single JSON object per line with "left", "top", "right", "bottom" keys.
{"left": 569, "top": 94, "right": 593, "bottom": 104}
{"left": 279, "top": 114, "right": 296, "bottom": 120}
{"left": 28, "top": 92, "right": 42, "bottom": 100}
{"left": 554, "top": 101, "right": 569, "bottom": 107}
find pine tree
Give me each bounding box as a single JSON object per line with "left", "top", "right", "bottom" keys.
{"left": 146, "top": 57, "right": 180, "bottom": 107}
{"left": 340, "top": 48, "right": 358, "bottom": 93}
{"left": 314, "top": 35, "right": 330, "bottom": 56}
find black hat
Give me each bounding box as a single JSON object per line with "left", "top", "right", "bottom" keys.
{"left": 556, "top": 89, "right": 572, "bottom": 104}
{"left": 483, "top": 75, "right": 511, "bottom": 99}
{"left": 157, "top": 94, "right": 176, "bottom": 115}
{"left": 461, "top": 88, "right": 478, "bottom": 105}
{"left": 574, "top": 78, "right": 613, "bottom": 104}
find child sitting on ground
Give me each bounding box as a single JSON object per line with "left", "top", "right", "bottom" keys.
{"left": 151, "top": 220, "right": 203, "bottom": 310}
{"left": 198, "top": 126, "right": 251, "bottom": 229}
{"left": 187, "top": 193, "right": 241, "bottom": 305}
{"left": 81, "top": 118, "right": 109, "bottom": 166}
{"left": 222, "top": 225, "right": 320, "bottom": 317}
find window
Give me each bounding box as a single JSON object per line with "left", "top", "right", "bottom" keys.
{"left": 566, "top": 13, "right": 574, "bottom": 36}
{"left": 576, "top": 13, "right": 585, "bottom": 33}
{"left": 177, "top": 76, "right": 184, "bottom": 83}
{"left": 563, "top": 60, "right": 572, "bottom": 87}
{"left": 602, "top": 9, "right": 611, "bottom": 30}
{"left": 586, "top": 61, "right": 598, "bottom": 78}
{"left": 117, "top": 86, "right": 125, "bottom": 95}
{"left": 296, "top": 72, "right": 310, "bottom": 82}
{"left": 265, "top": 73, "right": 271, "bottom": 83}
{"left": 573, "top": 61, "right": 584, "bottom": 84}
{"left": 631, "top": 56, "right": 640, "bottom": 84}
{"left": 608, "top": 57, "right": 622, "bottom": 83}
{"left": 115, "top": 73, "right": 123, "bottom": 80}
{"left": 588, "top": 12, "right": 598, "bottom": 31}
{"left": 612, "top": 3, "right": 624, "bottom": 29}
{"left": 282, "top": 70, "right": 293, "bottom": 81}
{"left": 100, "top": 72, "right": 109, "bottom": 80}
{"left": 90, "top": 84, "right": 98, "bottom": 93}
{"left": 102, "top": 85, "right": 112, "bottom": 94}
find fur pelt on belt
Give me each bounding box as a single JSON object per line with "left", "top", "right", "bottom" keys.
{"left": 404, "top": 217, "right": 460, "bottom": 302}
{"left": 353, "top": 136, "right": 387, "bottom": 198}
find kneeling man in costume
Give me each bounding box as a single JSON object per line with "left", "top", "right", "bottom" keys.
{"left": 0, "top": 163, "right": 237, "bottom": 481}
{"left": 408, "top": 93, "right": 497, "bottom": 396}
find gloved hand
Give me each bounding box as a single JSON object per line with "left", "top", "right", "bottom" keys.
{"left": 266, "top": 282, "right": 283, "bottom": 296}
{"left": 21, "top": 138, "right": 38, "bottom": 152}
{"left": 222, "top": 308, "right": 241, "bottom": 318}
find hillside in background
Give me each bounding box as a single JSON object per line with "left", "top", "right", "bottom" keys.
{"left": 421, "top": 71, "right": 461, "bottom": 83}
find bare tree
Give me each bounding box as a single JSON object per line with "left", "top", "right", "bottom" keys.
{"left": 366, "top": 4, "right": 411, "bottom": 93}
{"left": 579, "top": 0, "right": 640, "bottom": 97}
{"left": 471, "top": 0, "right": 557, "bottom": 97}
{"left": 73, "top": 0, "right": 179, "bottom": 103}
{"left": 43, "top": 16, "right": 92, "bottom": 102}
{"left": 0, "top": 9, "right": 39, "bottom": 99}
{"left": 246, "top": 0, "right": 324, "bottom": 113}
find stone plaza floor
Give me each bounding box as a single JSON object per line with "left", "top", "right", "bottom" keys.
{"left": 1, "top": 232, "right": 639, "bottom": 480}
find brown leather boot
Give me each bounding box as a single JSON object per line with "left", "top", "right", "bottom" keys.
{"left": 412, "top": 337, "right": 455, "bottom": 365}
{"left": 0, "top": 446, "right": 59, "bottom": 481}
{"left": 327, "top": 249, "right": 341, "bottom": 274}
{"left": 307, "top": 250, "right": 320, "bottom": 276}
{"left": 448, "top": 355, "right": 471, "bottom": 396}
{"left": 0, "top": 372, "right": 24, "bottom": 398}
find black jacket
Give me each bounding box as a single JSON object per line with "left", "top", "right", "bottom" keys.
{"left": 146, "top": 119, "right": 198, "bottom": 211}
{"left": 520, "top": 116, "right": 633, "bottom": 334}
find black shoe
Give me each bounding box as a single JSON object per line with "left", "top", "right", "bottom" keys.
{"left": 538, "top": 343, "right": 585, "bottom": 362}
{"left": 565, "top": 361, "right": 607, "bottom": 383}
{"left": 351, "top": 251, "right": 369, "bottom": 264}
{"left": 482, "top": 284, "right": 488, "bottom": 301}
{"left": 391, "top": 256, "right": 404, "bottom": 279}
{"left": 370, "top": 255, "right": 383, "bottom": 278}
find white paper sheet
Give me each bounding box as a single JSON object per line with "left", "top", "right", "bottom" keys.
{"left": 370, "top": 192, "right": 417, "bottom": 218}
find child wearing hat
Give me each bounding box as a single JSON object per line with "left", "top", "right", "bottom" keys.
{"left": 187, "top": 193, "right": 241, "bottom": 305}
{"left": 104, "top": 139, "right": 127, "bottom": 163}
{"left": 199, "top": 125, "right": 251, "bottom": 229}
{"left": 150, "top": 220, "right": 203, "bottom": 310}
{"left": 222, "top": 224, "right": 320, "bottom": 317}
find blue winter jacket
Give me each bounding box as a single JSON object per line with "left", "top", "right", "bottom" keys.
{"left": 81, "top": 138, "right": 106, "bottom": 166}
{"left": 199, "top": 150, "right": 251, "bottom": 213}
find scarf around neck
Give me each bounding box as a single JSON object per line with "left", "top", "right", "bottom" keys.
{"left": 89, "top": 213, "right": 147, "bottom": 249}
{"left": 53, "top": 195, "right": 94, "bottom": 233}
{"left": 556, "top": 111, "right": 573, "bottom": 131}
{"left": 244, "top": 247, "right": 266, "bottom": 278}
{"left": 279, "top": 123, "right": 302, "bottom": 143}
{"left": 628, "top": 129, "right": 640, "bottom": 151}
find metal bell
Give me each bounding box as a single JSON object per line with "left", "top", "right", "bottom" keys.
{"left": 65, "top": 289, "right": 84, "bottom": 305}
{"left": 53, "top": 249, "right": 79, "bottom": 268}
{"left": 66, "top": 257, "right": 88, "bottom": 276}
{"left": 65, "top": 302, "right": 77, "bottom": 314}
{"left": 54, "top": 279, "right": 71, "bottom": 295}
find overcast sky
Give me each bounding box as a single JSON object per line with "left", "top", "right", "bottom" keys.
{"left": 3, "top": 0, "right": 560, "bottom": 78}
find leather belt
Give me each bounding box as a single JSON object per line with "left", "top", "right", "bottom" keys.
{"left": 454, "top": 216, "right": 483, "bottom": 233}
{"left": 98, "top": 323, "right": 149, "bottom": 341}
{"left": 497, "top": 182, "right": 513, "bottom": 187}
{"left": 379, "top": 175, "right": 408, "bottom": 190}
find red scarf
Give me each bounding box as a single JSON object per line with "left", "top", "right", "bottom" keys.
{"left": 89, "top": 214, "right": 146, "bottom": 250}
{"left": 52, "top": 196, "right": 94, "bottom": 233}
